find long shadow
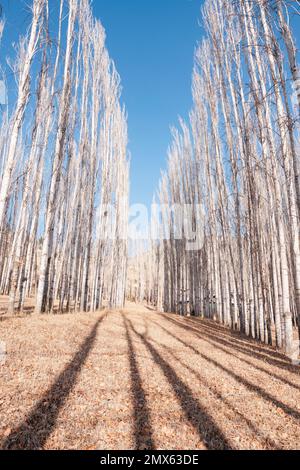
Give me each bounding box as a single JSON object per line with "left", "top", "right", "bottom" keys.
{"left": 165, "top": 315, "right": 300, "bottom": 375}
{"left": 197, "top": 322, "right": 282, "bottom": 357}
{"left": 152, "top": 318, "right": 300, "bottom": 391}
{"left": 195, "top": 327, "right": 300, "bottom": 389}
{"left": 148, "top": 333, "right": 279, "bottom": 450}
{"left": 1, "top": 314, "right": 106, "bottom": 450}
{"left": 157, "top": 316, "right": 300, "bottom": 421}
{"left": 128, "top": 319, "right": 232, "bottom": 450}
{"left": 123, "top": 316, "right": 155, "bottom": 450}
{"left": 144, "top": 305, "right": 156, "bottom": 312}
{"left": 188, "top": 316, "right": 292, "bottom": 361}
{"left": 166, "top": 313, "right": 285, "bottom": 360}
{"left": 189, "top": 315, "right": 277, "bottom": 347}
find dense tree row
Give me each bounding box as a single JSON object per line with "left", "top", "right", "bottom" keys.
{"left": 140, "top": 0, "right": 300, "bottom": 358}
{"left": 0, "top": 0, "right": 129, "bottom": 314}
{"left": 127, "top": 239, "right": 162, "bottom": 307}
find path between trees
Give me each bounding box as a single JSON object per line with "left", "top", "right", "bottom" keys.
{"left": 0, "top": 303, "right": 300, "bottom": 450}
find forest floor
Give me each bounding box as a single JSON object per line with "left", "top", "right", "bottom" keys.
{"left": 0, "top": 302, "right": 300, "bottom": 450}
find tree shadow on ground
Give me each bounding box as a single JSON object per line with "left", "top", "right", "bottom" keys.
{"left": 1, "top": 314, "right": 107, "bottom": 450}
{"left": 189, "top": 316, "right": 294, "bottom": 361}
{"left": 144, "top": 305, "right": 157, "bottom": 312}
{"left": 154, "top": 317, "right": 300, "bottom": 391}
{"left": 160, "top": 315, "right": 300, "bottom": 421}
{"left": 123, "top": 316, "right": 155, "bottom": 450}
{"left": 128, "top": 318, "right": 232, "bottom": 450}
{"left": 165, "top": 314, "right": 299, "bottom": 373}
{"left": 147, "top": 326, "right": 279, "bottom": 449}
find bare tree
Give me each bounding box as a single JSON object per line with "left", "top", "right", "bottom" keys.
{"left": 0, "top": 0, "right": 129, "bottom": 315}
{"left": 138, "top": 0, "right": 300, "bottom": 360}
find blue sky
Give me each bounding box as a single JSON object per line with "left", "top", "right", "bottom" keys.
{"left": 1, "top": 1, "right": 299, "bottom": 208}
{"left": 93, "top": 0, "right": 204, "bottom": 207}
{"left": 1, "top": 0, "right": 204, "bottom": 208}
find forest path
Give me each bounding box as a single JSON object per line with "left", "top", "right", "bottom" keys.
{"left": 0, "top": 303, "right": 300, "bottom": 450}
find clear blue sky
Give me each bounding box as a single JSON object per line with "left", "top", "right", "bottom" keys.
{"left": 93, "top": 0, "right": 204, "bottom": 207}
{"left": 1, "top": 1, "right": 299, "bottom": 208}
{"left": 1, "top": 0, "right": 204, "bottom": 208}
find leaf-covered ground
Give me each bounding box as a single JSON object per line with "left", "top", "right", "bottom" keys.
{"left": 0, "top": 303, "right": 300, "bottom": 450}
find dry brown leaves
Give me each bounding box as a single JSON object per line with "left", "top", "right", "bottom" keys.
{"left": 0, "top": 301, "right": 299, "bottom": 450}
